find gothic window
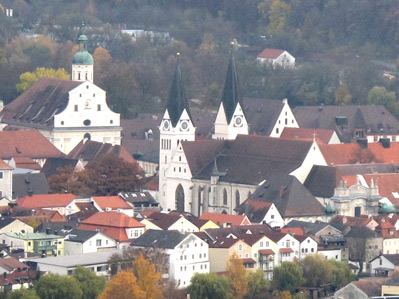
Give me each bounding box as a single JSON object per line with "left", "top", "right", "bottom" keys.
{"left": 235, "top": 190, "right": 240, "bottom": 208}
{"left": 198, "top": 187, "right": 202, "bottom": 215}
{"left": 175, "top": 184, "right": 185, "bottom": 212}
{"left": 223, "top": 189, "right": 228, "bottom": 206}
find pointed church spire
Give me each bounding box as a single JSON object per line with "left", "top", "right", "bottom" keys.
{"left": 220, "top": 43, "right": 241, "bottom": 123}
{"left": 166, "top": 53, "right": 192, "bottom": 127}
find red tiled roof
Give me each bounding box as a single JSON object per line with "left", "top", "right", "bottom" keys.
{"left": 352, "top": 278, "right": 387, "bottom": 297}
{"left": 92, "top": 196, "right": 132, "bottom": 210}
{"left": 79, "top": 224, "right": 130, "bottom": 242}
{"left": 330, "top": 215, "right": 372, "bottom": 227}
{"left": 16, "top": 193, "right": 76, "bottom": 209}
{"left": 362, "top": 173, "right": 399, "bottom": 205}
{"left": 280, "top": 127, "right": 335, "bottom": 144}
{"left": 259, "top": 249, "right": 274, "bottom": 255}
{"left": 257, "top": 48, "right": 285, "bottom": 59}
{"left": 200, "top": 212, "right": 251, "bottom": 227}
{"left": 12, "top": 157, "right": 41, "bottom": 170}
{"left": 144, "top": 176, "right": 159, "bottom": 191}
{"left": 0, "top": 130, "right": 63, "bottom": 159}
{"left": 241, "top": 258, "right": 256, "bottom": 264}
{"left": 81, "top": 211, "right": 144, "bottom": 228}
{"left": 280, "top": 248, "right": 294, "bottom": 253}
{"left": 0, "top": 160, "right": 12, "bottom": 170}
{"left": 280, "top": 227, "right": 305, "bottom": 236}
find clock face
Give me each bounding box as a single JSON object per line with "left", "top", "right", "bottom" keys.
{"left": 163, "top": 120, "right": 170, "bottom": 130}
{"left": 234, "top": 116, "right": 243, "bottom": 127}
{"left": 181, "top": 121, "right": 189, "bottom": 131}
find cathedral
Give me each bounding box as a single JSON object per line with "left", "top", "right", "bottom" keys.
{"left": 0, "top": 35, "right": 121, "bottom": 154}
{"left": 157, "top": 51, "right": 318, "bottom": 217}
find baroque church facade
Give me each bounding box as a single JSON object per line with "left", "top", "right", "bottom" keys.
{"left": 0, "top": 35, "right": 121, "bottom": 154}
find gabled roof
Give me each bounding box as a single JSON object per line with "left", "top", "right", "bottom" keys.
{"left": 11, "top": 157, "right": 41, "bottom": 170}
{"left": 65, "top": 229, "right": 104, "bottom": 243}
{"left": 200, "top": 212, "right": 250, "bottom": 227}
{"left": 284, "top": 220, "right": 337, "bottom": 235}
{"left": 208, "top": 237, "right": 242, "bottom": 249}
{"left": 16, "top": 193, "right": 77, "bottom": 209}
{"left": 352, "top": 278, "right": 387, "bottom": 297}
{"left": 293, "top": 105, "right": 399, "bottom": 143}
{"left": 0, "top": 257, "right": 29, "bottom": 272}
{"left": 257, "top": 48, "right": 285, "bottom": 59}
{"left": 1, "top": 78, "right": 81, "bottom": 129}
{"left": 379, "top": 254, "right": 399, "bottom": 266}
{"left": 220, "top": 50, "right": 242, "bottom": 123}
{"left": 330, "top": 215, "right": 374, "bottom": 229}
{"left": 237, "top": 175, "right": 325, "bottom": 218}
{"left": 92, "top": 196, "right": 132, "bottom": 210}
{"left": 118, "top": 192, "right": 157, "bottom": 205}
{"left": 242, "top": 98, "right": 285, "bottom": 136}
{"left": 140, "top": 211, "right": 191, "bottom": 230}
{"left": 0, "top": 130, "right": 63, "bottom": 159}
{"left": 41, "top": 157, "right": 80, "bottom": 179}
{"left": 165, "top": 57, "right": 192, "bottom": 127}
{"left": 132, "top": 229, "right": 187, "bottom": 249}
{"left": 12, "top": 173, "right": 49, "bottom": 199}
{"left": 81, "top": 211, "right": 144, "bottom": 228}
{"left": 67, "top": 140, "right": 135, "bottom": 164}
{"left": 189, "top": 135, "right": 313, "bottom": 185}
{"left": 280, "top": 127, "right": 336, "bottom": 144}
{"left": 234, "top": 200, "right": 273, "bottom": 223}
{"left": 68, "top": 202, "right": 99, "bottom": 221}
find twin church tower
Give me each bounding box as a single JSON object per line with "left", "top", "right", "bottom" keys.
{"left": 159, "top": 50, "right": 249, "bottom": 211}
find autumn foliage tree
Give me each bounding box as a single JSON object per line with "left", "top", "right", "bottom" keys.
{"left": 226, "top": 253, "right": 248, "bottom": 299}
{"left": 132, "top": 253, "right": 163, "bottom": 299}
{"left": 48, "top": 153, "right": 143, "bottom": 196}
{"left": 98, "top": 271, "right": 145, "bottom": 299}
{"left": 16, "top": 67, "right": 70, "bottom": 92}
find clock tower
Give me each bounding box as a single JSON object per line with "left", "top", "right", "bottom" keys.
{"left": 159, "top": 54, "right": 196, "bottom": 211}
{"left": 213, "top": 47, "right": 248, "bottom": 140}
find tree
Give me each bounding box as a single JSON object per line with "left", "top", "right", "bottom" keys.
{"left": 367, "top": 86, "right": 398, "bottom": 116}
{"left": 48, "top": 153, "right": 143, "bottom": 196}
{"left": 300, "top": 254, "right": 333, "bottom": 288}
{"left": 349, "top": 148, "right": 381, "bottom": 164}
{"left": 73, "top": 266, "right": 106, "bottom": 299}
{"left": 132, "top": 253, "right": 163, "bottom": 299}
{"left": 272, "top": 261, "right": 305, "bottom": 294}
{"left": 335, "top": 84, "right": 352, "bottom": 105}
{"left": 35, "top": 273, "right": 83, "bottom": 299}
{"left": 7, "top": 288, "right": 39, "bottom": 299}
{"left": 98, "top": 271, "right": 145, "bottom": 299}
{"left": 16, "top": 67, "right": 70, "bottom": 92}
{"left": 329, "top": 260, "right": 355, "bottom": 290}
{"left": 247, "top": 269, "right": 270, "bottom": 298}
{"left": 266, "top": 0, "right": 291, "bottom": 36}
{"left": 187, "top": 273, "right": 231, "bottom": 299}
{"left": 226, "top": 253, "right": 248, "bottom": 299}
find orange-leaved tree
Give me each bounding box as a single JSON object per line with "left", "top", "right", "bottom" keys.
{"left": 226, "top": 253, "right": 248, "bottom": 299}
{"left": 98, "top": 271, "right": 145, "bottom": 299}
{"left": 133, "top": 252, "right": 163, "bottom": 299}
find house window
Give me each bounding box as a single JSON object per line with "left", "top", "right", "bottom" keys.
{"left": 0, "top": 172, "right": 3, "bottom": 179}
{"left": 266, "top": 241, "right": 269, "bottom": 247}
{"left": 276, "top": 128, "right": 279, "bottom": 134}
{"left": 393, "top": 136, "right": 397, "bottom": 142}
{"left": 97, "top": 104, "right": 101, "bottom": 111}
{"left": 235, "top": 190, "right": 240, "bottom": 208}
{"left": 238, "top": 244, "right": 243, "bottom": 251}
{"left": 96, "top": 239, "right": 102, "bottom": 246}
{"left": 74, "top": 105, "right": 78, "bottom": 112}
{"left": 285, "top": 118, "right": 287, "bottom": 125}
{"left": 134, "top": 230, "right": 138, "bottom": 237}
{"left": 271, "top": 215, "right": 274, "bottom": 219}
{"left": 260, "top": 242, "right": 263, "bottom": 248}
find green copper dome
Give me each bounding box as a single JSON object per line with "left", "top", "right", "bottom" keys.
{"left": 72, "top": 34, "right": 93, "bottom": 65}
{"left": 381, "top": 203, "right": 396, "bottom": 213}
{"left": 325, "top": 203, "right": 336, "bottom": 214}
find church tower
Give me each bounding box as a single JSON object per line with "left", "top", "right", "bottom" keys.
{"left": 159, "top": 54, "right": 196, "bottom": 211}
{"left": 213, "top": 47, "right": 249, "bottom": 140}
{"left": 72, "top": 34, "right": 94, "bottom": 83}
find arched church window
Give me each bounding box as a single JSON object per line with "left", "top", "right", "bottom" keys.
{"left": 78, "top": 72, "right": 81, "bottom": 80}
{"left": 235, "top": 190, "right": 240, "bottom": 208}
{"left": 175, "top": 184, "right": 185, "bottom": 212}
{"left": 223, "top": 189, "right": 228, "bottom": 206}
{"left": 198, "top": 187, "right": 202, "bottom": 215}
{"left": 84, "top": 133, "right": 91, "bottom": 140}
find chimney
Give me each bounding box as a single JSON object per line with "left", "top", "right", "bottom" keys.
{"left": 3, "top": 272, "right": 6, "bottom": 278}
{"left": 357, "top": 138, "right": 368, "bottom": 148}
{"left": 379, "top": 137, "right": 391, "bottom": 149}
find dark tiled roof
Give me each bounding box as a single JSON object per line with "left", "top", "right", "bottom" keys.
{"left": 237, "top": 175, "right": 325, "bottom": 218}
{"left": 352, "top": 278, "right": 387, "bottom": 297}
{"left": 280, "top": 127, "right": 336, "bottom": 144}
{"left": 284, "top": 220, "right": 336, "bottom": 235}
{"left": 41, "top": 157, "right": 80, "bottom": 179}
{"left": 65, "top": 229, "right": 101, "bottom": 243}
{"left": 191, "top": 135, "right": 312, "bottom": 185}
{"left": 131, "top": 229, "right": 186, "bottom": 249}
{"left": 118, "top": 192, "right": 157, "bottom": 205}
{"left": 12, "top": 173, "right": 49, "bottom": 199}
{"left": 67, "top": 140, "right": 135, "bottom": 164}
{"left": 382, "top": 254, "right": 399, "bottom": 266}
{"left": 293, "top": 105, "right": 399, "bottom": 143}
{"left": 345, "top": 226, "right": 380, "bottom": 238}
{"left": 220, "top": 51, "right": 242, "bottom": 123}
{"left": 166, "top": 59, "right": 192, "bottom": 127}
{"left": 36, "top": 221, "right": 79, "bottom": 234}
{"left": 243, "top": 99, "right": 284, "bottom": 136}
{"left": 0, "top": 218, "right": 17, "bottom": 229}
{"left": 234, "top": 200, "right": 273, "bottom": 223}
{"left": 1, "top": 78, "right": 81, "bottom": 129}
